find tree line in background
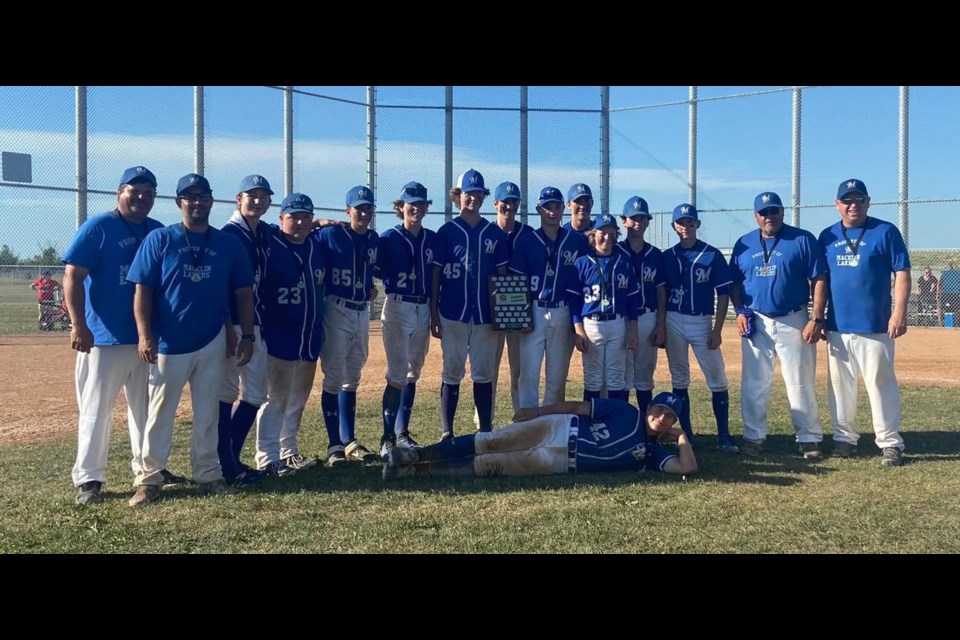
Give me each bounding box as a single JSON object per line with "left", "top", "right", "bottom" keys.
{"left": 0, "top": 244, "right": 60, "bottom": 266}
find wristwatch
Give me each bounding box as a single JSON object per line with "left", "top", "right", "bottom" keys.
{"left": 241, "top": 333, "right": 256, "bottom": 342}
{"left": 812, "top": 318, "right": 824, "bottom": 324}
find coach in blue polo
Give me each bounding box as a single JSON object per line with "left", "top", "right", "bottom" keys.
{"left": 126, "top": 173, "right": 256, "bottom": 507}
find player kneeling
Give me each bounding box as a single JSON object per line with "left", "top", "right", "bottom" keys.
{"left": 383, "top": 392, "right": 696, "bottom": 479}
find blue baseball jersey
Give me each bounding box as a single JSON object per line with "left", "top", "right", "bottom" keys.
{"left": 730, "top": 225, "right": 826, "bottom": 317}
{"left": 503, "top": 220, "right": 534, "bottom": 260}
{"left": 618, "top": 240, "right": 667, "bottom": 312}
{"left": 61, "top": 211, "right": 164, "bottom": 346}
{"left": 569, "top": 251, "right": 640, "bottom": 322}
{"left": 562, "top": 221, "right": 591, "bottom": 237}
{"left": 664, "top": 240, "right": 733, "bottom": 315}
{"left": 818, "top": 217, "right": 910, "bottom": 333}
{"left": 222, "top": 211, "right": 269, "bottom": 327}
{"left": 375, "top": 224, "right": 439, "bottom": 298}
{"left": 259, "top": 229, "right": 326, "bottom": 361}
{"left": 509, "top": 227, "right": 587, "bottom": 304}
{"left": 318, "top": 225, "right": 379, "bottom": 302}
{"left": 433, "top": 217, "right": 509, "bottom": 323}
{"left": 575, "top": 399, "right": 675, "bottom": 473}
{"left": 126, "top": 224, "right": 254, "bottom": 355}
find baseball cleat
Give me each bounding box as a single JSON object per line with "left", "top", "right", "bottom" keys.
{"left": 129, "top": 484, "right": 161, "bottom": 508}
{"left": 345, "top": 440, "right": 379, "bottom": 463}
{"left": 396, "top": 430, "right": 420, "bottom": 448}
{"left": 75, "top": 481, "right": 103, "bottom": 505}
{"left": 881, "top": 447, "right": 904, "bottom": 467}
{"left": 283, "top": 453, "right": 318, "bottom": 471}
{"left": 831, "top": 441, "right": 858, "bottom": 458}
{"left": 799, "top": 442, "right": 823, "bottom": 460}
{"left": 740, "top": 439, "right": 765, "bottom": 457}
{"left": 716, "top": 434, "right": 740, "bottom": 455}
{"left": 380, "top": 436, "right": 396, "bottom": 462}
{"left": 388, "top": 446, "right": 420, "bottom": 467}
{"left": 160, "top": 468, "right": 191, "bottom": 486}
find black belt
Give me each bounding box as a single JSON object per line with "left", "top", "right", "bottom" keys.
{"left": 586, "top": 313, "right": 623, "bottom": 321}
{"left": 390, "top": 293, "right": 428, "bottom": 304}
{"left": 535, "top": 300, "right": 567, "bottom": 308}
{"left": 334, "top": 297, "right": 367, "bottom": 311}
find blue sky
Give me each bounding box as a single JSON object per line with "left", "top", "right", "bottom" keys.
{"left": 1, "top": 85, "right": 958, "bottom": 258}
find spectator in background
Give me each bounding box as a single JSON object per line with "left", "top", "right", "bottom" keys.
{"left": 917, "top": 267, "right": 939, "bottom": 326}
{"left": 31, "top": 269, "right": 62, "bottom": 331}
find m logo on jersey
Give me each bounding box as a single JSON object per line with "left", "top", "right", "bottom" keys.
{"left": 484, "top": 239, "right": 496, "bottom": 254}
{"left": 562, "top": 250, "right": 577, "bottom": 266}
{"left": 695, "top": 266, "right": 712, "bottom": 284}
{"left": 642, "top": 266, "right": 656, "bottom": 282}
{"left": 617, "top": 273, "right": 629, "bottom": 288}
{"left": 629, "top": 443, "right": 647, "bottom": 461}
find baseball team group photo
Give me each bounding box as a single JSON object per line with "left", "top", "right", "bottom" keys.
{"left": 2, "top": 85, "right": 960, "bottom": 554}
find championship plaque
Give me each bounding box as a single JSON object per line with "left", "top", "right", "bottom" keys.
{"left": 489, "top": 274, "right": 532, "bottom": 331}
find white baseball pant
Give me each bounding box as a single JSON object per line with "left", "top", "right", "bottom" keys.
{"left": 381, "top": 296, "right": 431, "bottom": 388}
{"left": 581, "top": 316, "right": 627, "bottom": 392}
{"left": 826, "top": 331, "right": 904, "bottom": 450}
{"left": 624, "top": 311, "right": 659, "bottom": 391}
{"left": 219, "top": 324, "right": 267, "bottom": 405}
{"left": 517, "top": 304, "right": 574, "bottom": 408}
{"left": 665, "top": 312, "right": 728, "bottom": 391}
{"left": 320, "top": 298, "right": 369, "bottom": 393}
{"left": 740, "top": 310, "right": 823, "bottom": 443}
{"left": 440, "top": 317, "right": 498, "bottom": 384}
{"left": 472, "top": 414, "right": 574, "bottom": 476}
{"left": 255, "top": 356, "right": 317, "bottom": 468}
{"left": 72, "top": 344, "right": 149, "bottom": 487}
{"left": 138, "top": 327, "right": 227, "bottom": 485}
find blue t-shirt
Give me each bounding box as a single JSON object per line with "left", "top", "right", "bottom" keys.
{"left": 570, "top": 251, "right": 640, "bottom": 322}
{"left": 664, "top": 240, "right": 733, "bottom": 316}
{"left": 433, "top": 217, "right": 508, "bottom": 324}
{"left": 126, "top": 224, "right": 255, "bottom": 355}
{"left": 318, "top": 225, "right": 379, "bottom": 302}
{"left": 618, "top": 240, "right": 666, "bottom": 313}
{"left": 509, "top": 227, "right": 587, "bottom": 304}
{"left": 576, "top": 399, "right": 674, "bottom": 473}
{"left": 61, "top": 211, "right": 164, "bottom": 346}
{"left": 375, "top": 224, "right": 438, "bottom": 298}
{"left": 730, "top": 225, "right": 826, "bottom": 317}
{"left": 259, "top": 228, "right": 326, "bottom": 361}
{"left": 818, "top": 217, "right": 910, "bottom": 333}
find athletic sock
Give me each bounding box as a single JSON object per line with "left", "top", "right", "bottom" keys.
{"left": 395, "top": 382, "right": 416, "bottom": 435}
{"left": 673, "top": 387, "right": 694, "bottom": 441}
{"left": 321, "top": 391, "right": 342, "bottom": 448}
{"left": 217, "top": 401, "right": 240, "bottom": 480}
{"left": 338, "top": 390, "right": 357, "bottom": 444}
{"left": 608, "top": 389, "right": 629, "bottom": 401}
{"left": 474, "top": 381, "right": 493, "bottom": 432}
{"left": 230, "top": 400, "right": 259, "bottom": 461}
{"left": 712, "top": 390, "right": 730, "bottom": 437}
{"left": 583, "top": 388, "right": 601, "bottom": 401}
{"left": 635, "top": 389, "right": 653, "bottom": 412}
{"left": 419, "top": 433, "right": 477, "bottom": 462}
{"left": 382, "top": 385, "right": 402, "bottom": 440}
{"left": 440, "top": 383, "right": 460, "bottom": 438}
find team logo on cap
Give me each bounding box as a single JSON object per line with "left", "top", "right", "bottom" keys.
{"left": 189, "top": 176, "right": 198, "bottom": 184}
{"left": 680, "top": 206, "right": 690, "bottom": 215}
{"left": 761, "top": 193, "right": 771, "bottom": 204}
{"left": 469, "top": 175, "right": 479, "bottom": 186}
{"left": 847, "top": 181, "right": 857, "bottom": 189}
{"left": 505, "top": 184, "right": 515, "bottom": 194}
{"left": 577, "top": 185, "right": 586, "bottom": 194}
{"left": 136, "top": 167, "right": 146, "bottom": 175}
{"left": 253, "top": 176, "right": 263, "bottom": 185}
{"left": 359, "top": 188, "right": 369, "bottom": 200}
{"left": 633, "top": 200, "right": 642, "bottom": 211}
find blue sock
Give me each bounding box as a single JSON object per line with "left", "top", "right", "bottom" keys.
{"left": 395, "top": 382, "right": 416, "bottom": 434}
{"left": 608, "top": 389, "right": 629, "bottom": 401}
{"left": 440, "top": 383, "right": 460, "bottom": 437}
{"left": 230, "top": 400, "right": 259, "bottom": 462}
{"left": 321, "top": 391, "right": 342, "bottom": 448}
{"left": 339, "top": 390, "right": 357, "bottom": 444}
{"left": 474, "top": 381, "right": 493, "bottom": 432}
{"left": 636, "top": 389, "right": 653, "bottom": 412}
{"left": 583, "top": 388, "right": 601, "bottom": 401}
{"left": 418, "top": 457, "right": 477, "bottom": 477}
{"left": 712, "top": 390, "right": 730, "bottom": 437}
{"left": 382, "top": 385, "right": 402, "bottom": 440}
{"left": 673, "top": 388, "right": 694, "bottom": 441}
{"left": 217, "top": 401, "right": 240, "bottom": 480}
{"left": 419, "top": 433, "right": 476, "bottom": 462}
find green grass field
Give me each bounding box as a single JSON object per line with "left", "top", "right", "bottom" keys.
{"left": 2, "top": 381, "right": 958, "bottom": 554}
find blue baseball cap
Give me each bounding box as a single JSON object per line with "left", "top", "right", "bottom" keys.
{"left": 567, "top": 183, "right": 593, "bottom": 202}
{"left": 280, "top": 193, "right": 314, "bottom": 214}
{"left": 346, "top": 185, "right": 375, "bottom": 208}
{"left": 591, "top": 212, "right": 619, "bottom": 231}
{"left": 837, "top": 178, "right": 869, "bottom": 199}
{"left": 754, "top": 191, "right": 783, "bottom": 213}
{"left": 400, "top": 181, "right": 431, "bottom": 204}
{"left": 651, "top": 391, "right": 683, "bottom": 419}
{"left": 176, "top": 173, "right": 212, "bottom": 196}
{"left": 119, "top": 166, "right": 157, "bottom": 189}
{"left": 622, "top": 196, "right": 652, "bottom": 219}
{"left": 457, "top": 168, "right": 485, "bottom": 193}
{"left": 672, "top": 203, "right": 699, "bottom": 222}
{"left": 537, "top": 186, "right": 564, "bottom": 207}
{"left": 238, "top": 174, "right": 274, "bottom": 195}
{"left": 495, "top": 181, "right": 521, "bottom": 202}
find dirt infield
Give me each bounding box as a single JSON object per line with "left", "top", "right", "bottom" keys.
{"left": 2, "top": 325, "right": 958, "bottom": 447}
